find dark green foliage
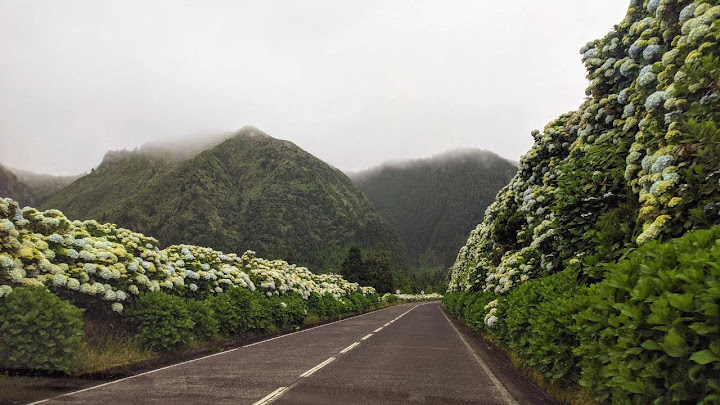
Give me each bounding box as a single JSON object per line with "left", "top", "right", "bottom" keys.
{"left": 365, "top": 251, "right": 394, "bottom": 294}
{"left": 341, "top": 246, "right": 364, "bottom": 284}
{"left": 499, "top": 269, "right": 581, "bottom": 384}
{"left": 43, "top": 127, "right": 407, "bottom": 272}
{"left": 574, "top": 227, "right": 720, "bottom": 404}
{"left": 344, "top": 292, "right": 375, "bottom": 313}
{"left": 267, "top": 294, "right": 307, "bottom": 328}
{"left": 460, "top": 290, "right": 496, "bottom": 332}
{"left": 443, "top": 291, "right": 470, "bottom": 318}
{"left": 186, "top": 299, "right": 220, "bottom": 342}
{"left": 0, "top": 287, "right": 84, "bottom": 373}
{"left": 126, "top": 291, "right": 194, "bottom": 353}
{"left": 341, "top": 246, "right": 395, "bottom": 293}
{"left": 209, "top": 288, "right": 271, "bottom": 336}
{"left": 307, "top": 293, "right": 344, "bottom": 318}
{"left": 352, "top": 149, "right": 517, "bottom": 269}
{"left": 393, "top": 266, "right": 448, "bottom": 294}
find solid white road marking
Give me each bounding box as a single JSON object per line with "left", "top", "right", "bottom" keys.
{"left": 441, "top": 309, "right": 519, "bottom": 405}
{"left": 30, "top": 304, "right": 413, "bottom": 404}
{"left": 300, "top": 357, "right": 335, "bottom": 378}
{"left": 252, "top": 386, "right": 288, "bottom": 405}
{"left": 361, "top": 333, "right": 373, "bottom": 341}
{"left": 340, "top": 342, "right": 360, "bottom": 354}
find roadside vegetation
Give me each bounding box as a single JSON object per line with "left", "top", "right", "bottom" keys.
{"left": 0, "top": 198, "right": 383, "bottom": 375}
{"left": 445, "top": 1, "right": 720, "bottom": 403}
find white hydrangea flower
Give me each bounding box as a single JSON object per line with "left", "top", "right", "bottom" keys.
{"left": 0, "top": 285, "right": 13, "bottom": 298}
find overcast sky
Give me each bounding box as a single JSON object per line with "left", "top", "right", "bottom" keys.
{"left": 1, "top": 0, "right": 630, "bottom": 175}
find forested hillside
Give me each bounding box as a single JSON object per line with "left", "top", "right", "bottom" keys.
{"left": 44, "top": 127, "right": 407, "bottom": 272}
{"left": 0, "top": 164, "right": 37, "bottom": 207}
{"left": 446, "top": 1, "right": 720, "bottom": 403}
{"left": 12, "top": 169, "right": 83, "bottom": 202}
{"left": 351, "top": 149, "right": 517, "bottom": 269}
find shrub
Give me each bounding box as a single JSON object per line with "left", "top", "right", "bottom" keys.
{"left": 125, "top": 291, "right": 194, "bottom": 352}
{"left": 186, "top": 299, "right": 220, "bottom": 342}
{"left": 210, "top": 288, "right": 271, "bottom": 336}
{"left": 462, "top": 290, "right": 495, "bottom": 332}
{"left": 443, "top": 291, "right": 470, "bottom": 317}
{"left": 500, "top": 269, "right": 581, "bottom": 383}
{"left": 308, "top": 293, "right": 343, "bottom": 318}
{"left": 0, "top": 286, "right": 85, "bottom": 373}
{"left": 574, "top": 227, "right": 720, "bottom": 404}
{"left": 268, "top": 294, "right": 307, "bottom": 329}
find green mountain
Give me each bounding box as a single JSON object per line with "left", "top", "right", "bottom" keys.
{"left": 0, "top": 163, "right": 37, "bottom": 206}
{"left": 11, "top": 169, "right": 85, "bottom": 202}
{"left": 350, "top": 149, "right": 517, "bottom": 269}
{"left": 43, "top": 126, "right": 406, "bottom": 271}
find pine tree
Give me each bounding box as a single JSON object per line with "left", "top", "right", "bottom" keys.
{"left": 341, "top": 245, "right": 364, "bottom": 284}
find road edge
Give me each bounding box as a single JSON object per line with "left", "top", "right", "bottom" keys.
{"left": 439, "top": 304, "right": 559, "bottom": 405}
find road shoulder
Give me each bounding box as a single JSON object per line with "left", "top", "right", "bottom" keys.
{"left": 439, "top": 305, "right": 558, "bottom": 405}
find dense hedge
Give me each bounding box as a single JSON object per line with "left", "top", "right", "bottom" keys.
{"left": 0, "top": 286, "right": 85, "bottom": 372}
{"left": 445, "top": 226, "right": 720, "bottom": 404}
{"left": 123, "top": 288, "right": 381, "bottom": 354}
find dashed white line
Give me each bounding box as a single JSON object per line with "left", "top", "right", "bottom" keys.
{"left": 361, "top": 333, "right": 373, "bottom": 341}
{"left": 252, "top": 386, "right": 289, "bottom": 405}
{"left": 384, "top": 322, "right": 391, "bottom": 326}
{"left": 340, "top": 342, "right": 360, "bottom": 354}
{"left": 31, "top": 304, "right": 416, "bottom": 405}
{"left": 300, "top": 357, "right": 335, "bottom": 378}
{"left": 374, "top": 327, "right": 383, "bottom": 333}
{"left": 244, "top": 304, "right": 400, "bottom": 348}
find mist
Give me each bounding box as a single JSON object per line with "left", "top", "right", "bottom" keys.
{"left": 0, "top": 0, "right": 631, "bottom": 176}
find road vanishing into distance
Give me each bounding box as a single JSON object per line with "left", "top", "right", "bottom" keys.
{"left": 32, "top": 303, "right": 556, "bottom": 405}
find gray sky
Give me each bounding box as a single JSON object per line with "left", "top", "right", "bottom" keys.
{"left": 1, "top": 0, "right": 630, "bottom": 175}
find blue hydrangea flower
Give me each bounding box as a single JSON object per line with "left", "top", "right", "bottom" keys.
{"left": 679, "top": 3, "right": 697, "bottom": 23}
{"left": 647, "top": 0, "right": 660, "bottom": 13}
{"left": 643, "top": 44, "right": 661, "bottom": 61}
{"left": 639, "top": 65, "right": 657, "bottom": 87}
{"left": 651, "top": 154, "right": 674, "bottom": 173}
{"left": 645, "top": 91, "right": 667, "bottom": 110}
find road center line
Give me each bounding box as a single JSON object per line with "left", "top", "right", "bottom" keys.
{"left": 30, "top": 304, "right": 413, "bottom": 405}
{"left": 252, "top": 386, "right": 288, "bottom": 405}
{"left": 244, "top": 304, "right": 403, "bottom": 348}
{"left": 253, "top": 303, "right": 424, "bottom": 404}
{"left": 374, "top": 327, "right": 383, "bottom": 332}
{"left": 340, "top": 342, "right": 360, "bottom": 354}
{"left": 440, "top": 307, "right": 519, "bottom": 405}
{"left": 361, "top": 333, "right": 373, "bottom": 340}
{"left": 300, "top": 357, "right": 335, "bottom": 378}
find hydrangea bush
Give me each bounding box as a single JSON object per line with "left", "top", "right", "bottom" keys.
{"left": 0, "top": 198, "right": 376, "bottom": 314}
{"left": 450, "top": 0, "right": 720, "bottom": 294}
{"left": 446, "top": 1, "right": 720, "bottom": 403}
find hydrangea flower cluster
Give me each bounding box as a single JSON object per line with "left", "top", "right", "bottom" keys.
{"left": 0, "top": 198, "right": 375, "bottom": 312}
{"left": 450, "top": 0, "right": 720, "bottom": 295}
{"left": 385, "top": 292, "right": 443, "bottom": 302}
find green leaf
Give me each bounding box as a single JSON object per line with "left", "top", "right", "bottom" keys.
{"left": 689, "top": 350, "right": 720, "bottom": 365}
{"left": 641, "top": 340, "right": 662, "bottom": 351}
{"left": 667, "top": 293, "right": 694, "bottom": 312}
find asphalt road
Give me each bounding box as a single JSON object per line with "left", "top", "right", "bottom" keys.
{"left": 31, "top": 303, "right": 556, "bottom": 405}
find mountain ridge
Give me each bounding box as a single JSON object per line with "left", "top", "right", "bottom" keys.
{"left": 351, "top": 148, "right": 518, "bottom": 270}
{"left": 43, "top": 126, "right": 408, "bottom": 272}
